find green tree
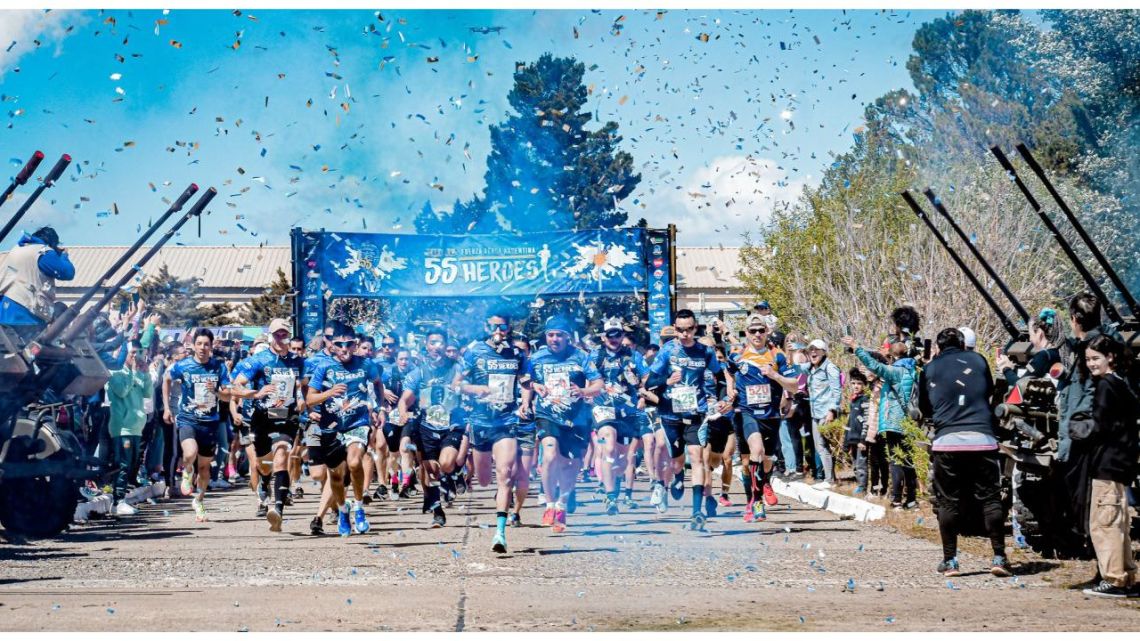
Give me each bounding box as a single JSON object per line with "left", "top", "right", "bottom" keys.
{"left": 198, "top": 302, "right": 239, "bottom": 327}
{"left": 240, "top": 267, "right": 293, "bottom": 325}
{"left": 417, "top": 54, "right": 641, "bottom": 233}
{"left": 134, "top": 264, "right": 208, "bottom": 328}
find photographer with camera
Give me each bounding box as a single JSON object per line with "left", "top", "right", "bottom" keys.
{"left": 0, "top": 226, "right": 75, "bottom": 337}
{"left": 914, "top": 328, "right": 1011, "bottom": 578}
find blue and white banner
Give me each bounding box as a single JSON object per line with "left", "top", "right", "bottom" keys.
{"left": 293, "top": 227, "right": 673, "bottom": 341}
{"left": 644, "top": 228, "right": 673, "bottom": 342}
{"left": 305, "top": 229, "right": 650, "bottom": 298}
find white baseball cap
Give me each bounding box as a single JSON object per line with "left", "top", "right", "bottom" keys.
{"left": 808, "top": 338, "right": 828, "bottom": 351}
{"left": 958, "top": 326, "right": 977, "bottom": 349}
{"left": 602, "top": 317, "right": 625, "bottom": 334}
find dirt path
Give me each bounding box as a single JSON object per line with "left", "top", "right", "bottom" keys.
{"left": 2, "top": 477, "right": 1138, "bottom": 631}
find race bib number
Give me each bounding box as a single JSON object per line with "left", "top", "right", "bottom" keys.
{"left": 546, "top": 372, "right": 571, "bottom": 405}
{"left": 592, "top": 405, "right": 616, "bottom": 424}
{"left": 194, "top": 381, "right": 217, "bottom": 413}
{"left": 425, "top": 404, "right": 450, "bottom": 429}
{"left": 746, "top": 384, "right": 772, "bottom": 407}
{"left": 486, "top": 374, "right": 516, "bottom": 404}
{"left": 672, "top": 385, "right": 698, "bottom": 414}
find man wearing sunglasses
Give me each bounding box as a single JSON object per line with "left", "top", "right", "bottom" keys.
{"left": 395, "top": 328, "right": 464, "bottom": 529}
{"left": 726, "top": 313, "right": 800, "bottom": 523}
{"left": 645, "top": 309, "right": 734, "bottom": 531}
{"left": 457, "top": 310, "right": 529, "bottom": 553}
{"left": 525, "top": 316, "right": 603, "bottom": 535}
{"left": 229, "top": 319, "right": 306, "bottom": 533}
{"left": 589, "top": 317, "right": 648, "bottom": 516}
{"left": 305, "top": 321, "right": 385, "bottom": 537}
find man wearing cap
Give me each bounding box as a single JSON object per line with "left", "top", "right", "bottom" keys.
{"left": 797, "top": 338, "right": 842, "bottom": 488}
{"left": 645, "top": 309, "right": 735, "bottom": 531}
{"left": 589, "top": 318, "right": 648, "bottom": 516}
{"left": 958, "top": 327, "right": 977, "bottom": 352}
{"left": 727, "top": 313, "right": 800, "bottom": 522}
{"left": 525, "top": 316, "right": 603, "bottom": 534}
{"left": 752, "top": 301, "right": 778, "bottom": 333}
{"left": 229, "top": 318, "right": 306, "bottom": 532}
{"left": 0, "top": 225, "right": 75, "bottom": 335}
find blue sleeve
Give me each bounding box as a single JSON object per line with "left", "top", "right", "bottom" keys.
{"left": 461, "top": 348, "right": 478, "bottom": 378}
{"left": 648, "top": 343, "right": 671, "bottom": 377}
{"left": 168, "top": 360, "right": 184, "bottom": 382}
{"left": 218, "top": 361, "right": 231, "bottom": 387}
{"left": 706, "top": 347, "right": 723, "bottom": 374}
{"left": 633, "top": 352, "right": 648, "bottom": 377}
{"left": 583, "top": 353, "right": 601, "bottom": 381}
{"left": 309, "top": 362, "right": 328, "bottom": 391}
{"left": 38, "top": 249, "right": 75, "bottom": 281}
{"left": 777, "top": 352, "right": 795, "bottom": 377}
{"left": 405, "top": 367, "right": 423, "bottom": 393}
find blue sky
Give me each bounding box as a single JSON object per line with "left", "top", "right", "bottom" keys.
{"left": 1, "top": 8, "right": 948, "bottom": 248}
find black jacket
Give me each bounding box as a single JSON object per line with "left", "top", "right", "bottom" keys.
{"left": 1090, "top": 372, "right": 1140, "bottom": 485}
{"left": 844, "top": 394, "right": 869, "bottom": 446}
{"left": 916, "top": 347, "right": 996, "bottom": 438}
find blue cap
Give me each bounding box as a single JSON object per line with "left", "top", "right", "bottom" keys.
{"left": 544, "top": 316, "right": 573, "bottom": 335}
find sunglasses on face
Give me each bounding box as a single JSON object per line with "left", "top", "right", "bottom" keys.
{"left": 381, "top": 343, "right": 396, "bottom": 349}
{"left": 332, "top": 340, "right": 357, "bottom": 349}
{"left": 488, "top": 322, "right": 511, "bottom": 332}
{"left": 747, "top": 327, "right": 768, "bottom": 335}
{"left": 605, "top": 331, "right": 624, "bottom": 339}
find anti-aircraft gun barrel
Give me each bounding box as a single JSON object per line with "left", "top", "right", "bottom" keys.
{"left": 0, "top": 151, "right": 45, "bottom": 210}
{"left": 58, "top": 187, "right": 217, "bottom": 344}
{"left": 923, "top": 188, "right": 1031, "bottom": 324}
{"left": 990, "top": 146, "right": 1125, "bottom": 325}
{"left": 0, "top": 154, "right": 71, "bottom": 247}
{"left": 37, "top": 183, "right": 199, "bottom": 345}
{"left": 900, "top": 190, "right": 1022, "bottom": 339}
{"left": 1014, "top": 144, "right": 1140, "bottom": 319}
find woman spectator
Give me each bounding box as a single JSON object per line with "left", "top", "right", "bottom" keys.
{"left": 996, "top": 308, "right": 1063, "bottom": 387}
{"left": 1080, "top": 335, "right": 1139, "bottom": 598}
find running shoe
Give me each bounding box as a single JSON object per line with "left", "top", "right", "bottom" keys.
{"left": 337, "top": 508, "right": 352, "bottom": 537}
{"left": 353, "top": 505, "right": 370, "bottom": 534}
{"left": 566, "top": 489, "right": 577, "bottom": 514}
{"left": 655, "top": 492, "right": 669, "bottom": 514}
{"left": 669, "top": 473, "right": 685, "bottom": 500}
{"left": 704, "top": 495, "right": 718, "bottom": 518}
{"left": 689, "top": 513, "right": 706, "bottom": 531}
{"left": 718, "top": 493, "right": 732, "bottom": 508}
{"left": 605, "top": 497, "right": 619, "bottom": 516}
{"left": 620, "top": 496, "right": 639, "bottom": 510}
{"left": 853, "top": 486, "right": 865, "bottom": 495}
{"left": 225, "top": 464, "right": 238, "bottom": 482}
{"left": 743, "top": 500, "right": 766, "bottom": 523}
{"left": 456, "top": 471, "right": 469, "bottom": 495}
{"left": 542, "top": 507, "right": 556, "bottom": 527}
{"left": 256, "top": 500, "right": 269, "bottom": 518}
{"left": 310, "top": 516, "right": 324, "bottom": 536}
{"left": 762, "top": 483, "right": 779, "bottom": 506}
{"left": 267, "top": 506, "right": 283, "bottom": 532}
{"left": 551, "top": 508, "right": 567, "bottom": 533}
{"left": 373, "top": 485, "right": 389, "bottom": 501}
{"left": 649, "top": 483, "right": 664, "bottom": 507}
{"left": 432, "top": 510, "right": 446, "bottom": 528}
{"left": 284, "top": 490, "right": 294, "bottom": 507}
{"left": 192, "top": 497, "right": 207, "bottom": 522}
{"left": 491, "top": 532, "right": 508, "bottom": 554}
{"left": 990, "top": 555, "right": 1013, "bottom": 577}
{"left": 113, "top": 501, "right": 137, "bottom": 516}
{"left": 508, "top": 512, "right": 522, "bottom": 527}
{"left": 294, "top": 485, "right": 305, "bottom": 499}
{"left": 180, "top": 468, "right": 194, "bottom": 497}
{"left": 398, "top": 483, "right": 413, "bottom": 499}
{"left": 937, "top": 558, "right": 961, "bottom": 577}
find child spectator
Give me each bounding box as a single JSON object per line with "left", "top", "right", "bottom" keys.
{"left": 844, "top": 368, "right": 870, "bottom": 494}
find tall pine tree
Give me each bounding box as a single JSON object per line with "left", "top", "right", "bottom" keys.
{"left": 415, "top": 54, "right": 640, "bottom": 234}
{"left": 241, "top": 268, "right": 294, "bottom": 325}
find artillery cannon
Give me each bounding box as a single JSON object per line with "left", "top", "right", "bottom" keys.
{"left": 0, "top": 158, "right": 214, "bottom": 538}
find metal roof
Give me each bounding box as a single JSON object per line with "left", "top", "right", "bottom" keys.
{"left": 1, "top": 244, "right": 744, "bottom": 292}
{"left": 675, "top": 246, "right": 744, "bottom": 290}
{"left": 0, "top": 245, "right": 291, "bottom": 291}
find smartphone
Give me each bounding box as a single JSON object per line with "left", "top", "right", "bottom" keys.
{"left": 844, "top": 325, "right": 853, "bottom": 352}
{"left": 118, "top": 298, "right": 130, "bottom": 315}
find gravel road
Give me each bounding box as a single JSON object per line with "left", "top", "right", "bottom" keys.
{"left": 3, "top": 475, "right": 1139, "bottom": 631}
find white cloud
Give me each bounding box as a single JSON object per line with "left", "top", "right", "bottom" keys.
{"left": 665, "top": 155, "right": 810, "bottom": 246}
{"left": 0, "top": 10, "right": 77, "bottom": 80}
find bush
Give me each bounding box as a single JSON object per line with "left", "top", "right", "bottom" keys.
{"left": 817, "top": 415, "right": 852, "bottom": 471}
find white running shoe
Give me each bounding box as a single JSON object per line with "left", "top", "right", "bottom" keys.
{"left": 114, "top": 501, "right": 138, "bottom": 516}
{"left": 649, "top": 483, "right": 663, "bottom": 507}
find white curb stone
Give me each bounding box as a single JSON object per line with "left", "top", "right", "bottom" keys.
{"left": 770, "top": 477, "right": 886, "bottom": 522}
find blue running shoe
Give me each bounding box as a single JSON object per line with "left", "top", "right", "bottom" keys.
{"left": 353, "top": 505, "right": 370, "bottom": 534}
{"left": 337, "top": 508, "right": 352, "bottom": 537}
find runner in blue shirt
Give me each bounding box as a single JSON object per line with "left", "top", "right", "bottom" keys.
{"left": 305, "top": 321, "right": 385, "bottom": 537}
{"left": 510, "top": 336, "right": 538, "bottom": 528}
{"left": 645, "top": 309, "right": 734, "bottom": 531}
{"left": 457, "top": 309, "right": 528, "bottom": 553}
{"left": 726, "top": 313, "right": 800, "bottom": 523}
{"left": 395, "top": 327, "right": 463, "bottom": 529}
{"left": 525, "top": 316, "right": 603, "bottom": 535}
{"left": 230, "top": 318, "right": 305, "bottom": 533}
{"left": 588, "top": 317, "right": 648, "bottom": 516}
{"left": 163, "top": 328, "right": 233, "bottom": 523}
